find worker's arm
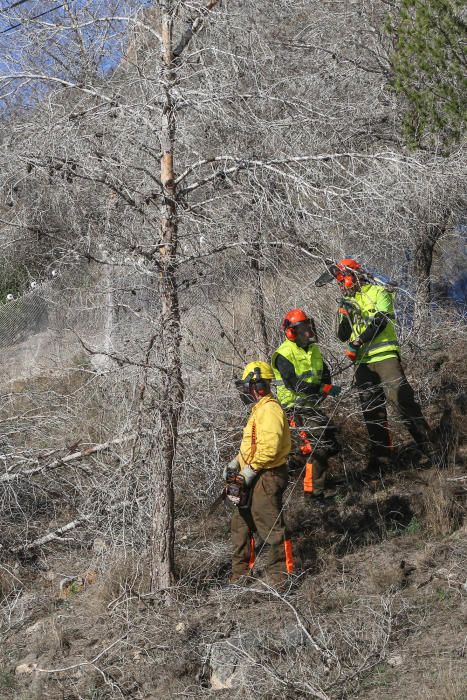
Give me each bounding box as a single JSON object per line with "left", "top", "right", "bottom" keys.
{"left": 274, "top": 353, "right": 321, "bottom": 396}
{"left": 337, "top": 316, "right": 352, "bottom": 342}
{"left": 322, "top": 360, "right": 332, "bottom": 385}
{"left": 357, "top": 312, "right": 388, "bottom": 343}
{"left": 355, "top": 288, "right": 393, "bottom": 344}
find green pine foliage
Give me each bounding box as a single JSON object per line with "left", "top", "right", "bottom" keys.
{"left": 0, "top": 260, "right": 29, "bottom": 303}
{"left": 386, "top": 0, "right": 466, "bottom": 147}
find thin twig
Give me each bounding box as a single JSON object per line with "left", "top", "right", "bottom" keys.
{"left": 35, "top": 635, "right": 128, "bottom": 674}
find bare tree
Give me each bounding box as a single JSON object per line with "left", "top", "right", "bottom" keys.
{"left": 0, "top": 0, "right": 464, "bottom": 592}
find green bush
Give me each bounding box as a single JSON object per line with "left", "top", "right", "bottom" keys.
{"left": 0, "top": 260, "right": 29, "bottom": 303}
{"left": 386, "top": 0, "right": 466, "bottom": 147}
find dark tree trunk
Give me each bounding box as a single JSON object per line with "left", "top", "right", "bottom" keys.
{"left": 149, "top": 1, "right": 184, "bottom": 590}
{"left": 412, "top": 216, "right": 447, "bottom": 338}
{"left": 250, "top": 237, "right": 269, "bottom": 359}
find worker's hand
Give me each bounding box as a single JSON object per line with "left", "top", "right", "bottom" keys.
{"left": 223, "top": 457, "right": 239, "bottom": 481}
{"left": 321, "top": 384, "right": 342, "bottom": 398}
{"left": 345, "top": 341, "right": 361, "bottom": 362}
{"left": 338, "top": 298, "right": 354, "bottom": 316}
{"left": 240, "top": 465, "right": 257, "bottom": 487}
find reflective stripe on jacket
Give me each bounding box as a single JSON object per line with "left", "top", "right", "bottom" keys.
{"left": 238, "top": 394, "right": 291, "bottom": 471}
{"left": 347, "top": 284, "right": 399, "bottom": 364}
{"left": 271, "top": 338, "right": 324, "bottom": 409}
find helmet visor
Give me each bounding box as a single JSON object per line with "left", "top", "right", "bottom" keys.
{"left": 235, "top": 377, "right": 270, "bottom": 404}
{"left": 293, "top": 319, "right": 316, "bottom": 343}
{"left": 235, "top": 378, "right": 254, "bottom": 405}
{"left": 292, "top": 320, "right": 312, "bottom": 332}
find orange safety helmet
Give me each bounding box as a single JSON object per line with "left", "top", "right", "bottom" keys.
{"left": 335, "top": 258, "right": 362, "bottom": 289}
{"left": 281, "top": 308, "right": 314, "bottom": 342}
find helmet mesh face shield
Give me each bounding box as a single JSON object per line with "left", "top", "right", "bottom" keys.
{"left": 235, "top": 378, "right": 255, "bottom": 405}
{"left": 293, "top": 319, "right": 316, "bottom": 340}
{"left": 314, "top": 258, "right": 363, "bottom": 292}
{"left": 336, "top": 258, "right": 362, "bottom": 291}
{"left": 284, "top": 318, "right": 317, "bottom": 344}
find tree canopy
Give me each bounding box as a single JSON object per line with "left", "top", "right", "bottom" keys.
{"left": 387, "top": 0, "right": 466, "bottom": 146}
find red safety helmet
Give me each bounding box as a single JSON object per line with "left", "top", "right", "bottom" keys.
{"left": 335, "top": 258, "right": 362, "bottom": 289}
{"left": 281, "top": 308, "right": 315, "bottom": 342}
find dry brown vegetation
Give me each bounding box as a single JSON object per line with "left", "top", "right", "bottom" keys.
{"left": 1, "top": 354, "right": 465, "bottom": 698}
{"left": 0, "top": 0, "right": 466, "bottom": 697}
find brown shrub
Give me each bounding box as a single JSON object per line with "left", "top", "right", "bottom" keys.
{"left": 412, "top": 667, "right": 467, "bottom": 700}
{"left": 0, "top": 568, "right": 16, "bottom": 599}
{"left": 370, "top": 564, "right": 403, "bottom": 593}
{"left": 422, "top": 474, "right": 463, "bottom": 537}
{"left": 97, "top": 554, "right": 150, "bottom": 604}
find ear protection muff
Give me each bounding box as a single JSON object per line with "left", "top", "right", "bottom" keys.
{"left": 238, "top": 368, "right": 269, "bottom": 399}
{"left": 336, "top": 272, "right": 356, "bottom": 289}
{"left": 282, "top": 318, "right": 298, "bottom": 341}
{"left": 282, "top": 319, "right": 317, "bottom": 343}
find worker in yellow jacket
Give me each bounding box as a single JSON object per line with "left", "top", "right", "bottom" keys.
{"left": 225, "top": 361, "right": 293, "bottom": 586}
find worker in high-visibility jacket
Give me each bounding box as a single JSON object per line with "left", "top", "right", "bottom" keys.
{"left": 271, "top": 309, "right": 342, "bottom": 505}
{"left": 225, "top": 361, "right": 293, "bottom": 586}
{"left": 334, "top": 258, "right": 436, "bottom": 472}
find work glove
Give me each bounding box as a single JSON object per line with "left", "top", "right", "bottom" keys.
{"left": 345, "top": 340, "right": 362, "bottom": 362}
{"left": 240, "top": 464, "right": 257, "bottom": 487}
{"left": 338, "top": 298, "right": 354, "bottom": 317}
{"left": 223, "top": 457, "right": 239, "bottom": 481}
{"left": 321, "top": 384, "right": 342, "bottom": 398}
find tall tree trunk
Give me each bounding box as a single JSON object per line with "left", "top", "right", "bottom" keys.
{"left": 251, "top": 238, "right": 269, "bottom": 359}
{"left": 149, "top": 1, "right": 184, "bottom": 590}
{"left": 412, "top": 218, "right": 447, "bottom": 339}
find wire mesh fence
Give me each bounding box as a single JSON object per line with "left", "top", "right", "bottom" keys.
{"left": 0, "top": 245, "right": 432, "bottom": 381}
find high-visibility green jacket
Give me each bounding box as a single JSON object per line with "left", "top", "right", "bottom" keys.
{"left": 237, "top": 394, "right": 291, "bottom": 470}
{"left": 345, "top": 284, "right": 399, "bottom": 364}
{"left": 271, "top": 338, "right": 324, "bottom": 410}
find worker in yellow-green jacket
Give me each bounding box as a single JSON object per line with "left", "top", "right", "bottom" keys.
{"left": 331, "top": 258, "right": 437, "bottom": 474}
{"left": 224, "top": 361, "right": 293, "bottom": 587}
{"left": 271, "top": 309, "right": 342, "bottom": 506}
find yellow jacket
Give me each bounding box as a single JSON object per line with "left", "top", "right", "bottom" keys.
{"left": 237, "top": 395, "right": 291, "bottom": 471}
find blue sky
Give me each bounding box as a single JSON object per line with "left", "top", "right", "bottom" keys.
{"left": 0, "top": 0, "right": 153, "bottom": 94}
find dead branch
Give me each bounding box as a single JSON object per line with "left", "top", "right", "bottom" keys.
{"left": 1, "top": 427, "right": 207, "bottom": 484}
{"left": 0, "top": 435, "right": 135, "bottom": 483}
{"left": 35, "top": 634, "right": 128, "bottom": 673}
{"left": 173, "top": 0, "right": 221, "bottom": 59}
{"left": 10, "top": 517, "right": 89, "bottom": 553}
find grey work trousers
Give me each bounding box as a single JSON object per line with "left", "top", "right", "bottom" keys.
{"left": 355, "top": 356, "right": 432, "bottom": 462}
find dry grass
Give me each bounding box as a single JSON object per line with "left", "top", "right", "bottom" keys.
{"left": 97, "top": 554, "right": 150, "bottom": 605}
{"left": 423, "top": 474, "right": 463, "bottom": 537}
{"left": 369, "top": 563, "right": 403, "bottom": 593}
{"left": 0, "top": 569, "right": 15, "bottom": 599}
{"left": 412, "top": 667, "right": 467, "bottom": 700}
